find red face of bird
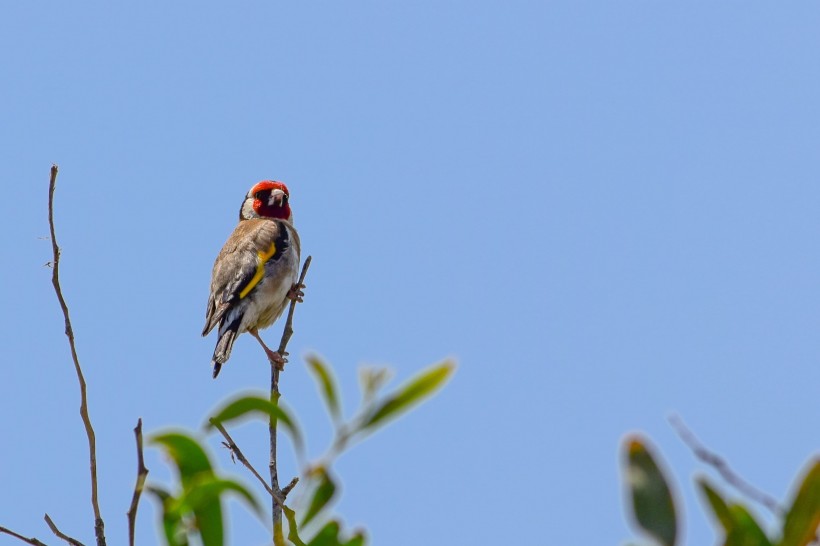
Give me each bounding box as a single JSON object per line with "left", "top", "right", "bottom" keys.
{"left": 239, "top": 181, "right": 293, "bottom": 222}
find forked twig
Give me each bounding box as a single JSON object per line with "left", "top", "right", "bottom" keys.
{"left": 43, "top": 515, "right": 85, "bottom": 546}
{"left": 669, "top": 414, "right": 784, "bottom": 515}
{"left": 0, "top": 526, "right": 49, "bottom": 546}
{"left": 209, "top": 418, "right": 291, "bottom": 507}
{"left": 47, "top": 164, "right": 107, "bottom": 546}
{"left": 126, "top": 419, "right": 148, "bottom": 546}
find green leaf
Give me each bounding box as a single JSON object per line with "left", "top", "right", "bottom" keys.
{"left": 150, "top": 432, "right": 214, "bottom": 487}
{"left": 341, "top": 531, "right": 365, "bottom": 546}
{"left": 185, "top": 476, "right": 262, "bottom": 518}
{"left": 780, "top": 459, "right": 820, "bottom": 546}
{"left": 725, "top": 504, "right": 772, "bottom": 546}
{"left": 147, "top": 486, "right": 189, "bottom": 546}
{"left": 307, "top": 355, "right": 342, "bottom": 422}
{"left": 307, "top": 521, "right": 341, "bottom": 546}
{"left": 697, "top": 478, "right": 734, "bottom": 532}
{"left": 207, "top": 393, "right": 304, "bottom": 454}
{"left": 186, "top": 476, "right": 267, "bottom": 546}
{"left": 697, "top": 478, "right": 774, "bottom": 546}
{"left": 359, "top": 361, "right": 455, "bottom": 432}
{"left": 302, "top": 467, "right": 337, "bottom": 527}
{"left": 284, "top": 505, "right": 306, "bottom": 546}
{"left": 149, "top": 433, "right": 223, "bottom": 546}
{"left": 191, "top": 498, "right": 222, "bottom": 546}
{"left": 623, "top": 436, "right": 678, "bottom": 546}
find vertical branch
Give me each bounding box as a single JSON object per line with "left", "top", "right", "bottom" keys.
{"left": 270, "top": 365, "right": 284, "bottom": 545}
{"left": 277, "top": 256, "right": 312, "bottom": 357}
{"left": 270, "top": 256, "right": 312, "bottom": 545}
{"left": 47, "top": 165, "right": 107, "bottom": 546}
{"left": 126, "top": 419, "right": 148, "bottom": 546}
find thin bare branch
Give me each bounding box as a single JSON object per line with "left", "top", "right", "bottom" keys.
{"left": 209, "top": 418, "right": 286, "bottom": 505}
{"left": 271, "top": 255, "right": 312, "bottom": 545}
{"left": 669, "top": 414, "right": 784, "bottom": 516}
{"left": 126, "top": 418, "right": 148, "bottom": 546}
{"left": 0, "top": 526, "right": 49, "bottom": 546}
{"left": 276, "top": 255, "right": 312, "bottom": 358}
{"left": 43, "top": 515, "right": 85, "bottom": 546}
{"left": 47, "top": 165, "right": 107, "bottom": 546}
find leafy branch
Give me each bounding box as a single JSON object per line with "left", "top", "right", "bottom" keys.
{"left": 3, "top": 165, "right": 455, "bottom": 546}
{"left": 196, "top": 356, "right": 455, "bottom": 545}
{"left": 622, "top": 420, "right": 820, "bottom": 546}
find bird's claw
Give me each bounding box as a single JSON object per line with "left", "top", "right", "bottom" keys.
{"left": 266, "top": 349, "right": 289, "bottom": 370}
{"left": 287, "top": 283, "right": 306, "bottom": 303}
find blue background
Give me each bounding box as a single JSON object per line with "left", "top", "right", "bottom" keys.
{"left": 2, "top": 2, "right": 820, "bottom": 544}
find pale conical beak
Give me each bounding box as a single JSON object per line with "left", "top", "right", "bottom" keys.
{"left": 268, "top": 189, "right": 286, "bottom": 207}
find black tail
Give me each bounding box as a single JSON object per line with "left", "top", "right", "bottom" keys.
{"left": 211, "top": 323, "right": 239, "bottom": 379}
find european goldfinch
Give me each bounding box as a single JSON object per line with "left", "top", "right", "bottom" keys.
{"left": 203, "top": 181, "right": 302, "bottom": 378}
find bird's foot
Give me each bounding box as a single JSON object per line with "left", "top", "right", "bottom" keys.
{"left": 265, "top": 348, "right": 288, "bottom": 370}
{"left": 249, "top": 327, "right": 289, "bottom": 370}
{"left": 287, "top": 283, "right": 305, "bottom": 303}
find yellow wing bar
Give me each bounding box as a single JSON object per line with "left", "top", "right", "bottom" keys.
{"left": 239, "top": 242, "right": 277, "bottom": 299}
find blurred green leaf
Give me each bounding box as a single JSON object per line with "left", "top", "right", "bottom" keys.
{"left": 697, "top": 478, "right": 734, "bottom": 532}
{"left": 207, "top": 393, "right": 304, "bottom": 454}
{"left": 307, "top": 521, "right": 341, "bottom": 546}
{"left": 698, "top": 478, "right": 773, "bottom": 546}
{"left": 302, "top": 467, "right": 337, "bottom": 527}
{"left": 358, "top": 366, "right": 393, "bottom": 403}
{"left": 307, "top": 355, "right": 342, "bottom": 422}
{"left": 151, "top": 432, "right": 214, "bottom": 487}
{"left": 149, "top": 433, "right": 223, "bottom": 546}
{"left": 359, "top": 361, "right": 455, "bottom": 432}
{"left": 147, "top": 486, "right": 188, "bottom": 546}
{"left": 284, "top": 505, "right": 306, "bottom": 546}
{"left": 185, "top": 476, "right": 262, "bottom": 517}
{"left": 191, "top": 499, "right": 222, "bottom": 546}
{"left": 623, "top": 436, "right": 678, "bottom": 546}
{"left": 780, "top": 459, "right": 820, "bottom": 546}
{"left": 341, "top": 531, "right": 365, "bottom": 546}
{"left": 725, "top": 505, "right": 772, "bottom": 546}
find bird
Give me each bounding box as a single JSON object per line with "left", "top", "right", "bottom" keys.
{"left": 202, "top": 180, "right": 302, "bottom": 378}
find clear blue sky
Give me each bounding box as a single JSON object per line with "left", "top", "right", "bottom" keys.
{"left": 3, "top": 2, "right": 820, "bottom": 545}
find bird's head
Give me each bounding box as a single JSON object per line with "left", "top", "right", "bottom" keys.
{"left": 239, "top": 180, "right": 293, "bottom": 222}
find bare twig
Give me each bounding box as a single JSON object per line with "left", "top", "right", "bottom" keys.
{"left": 0, "top": 526, "right": 49, "bottom": 546}
{"left": 277, "top": 256, "right": 312, "bottom": 358}
{"left": 282, "top": 477, "right": 299, "bottom": 497}
{"left": 209, "top": 418, "right": 285, "bottom": 504}
{"left": 47, "top": 165, "right": 107, "bottom": 546}
{"left": 126, "top": 419, "right": 148, "bottom": 546}
{"left": 669, "top": 414, "right": 784, "bottom": 516}
{"left": 271, "top": 256, "right": 312, "bottom": 545}
{"left": 43, "top": 515, "right": 85, "bottom": 546}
